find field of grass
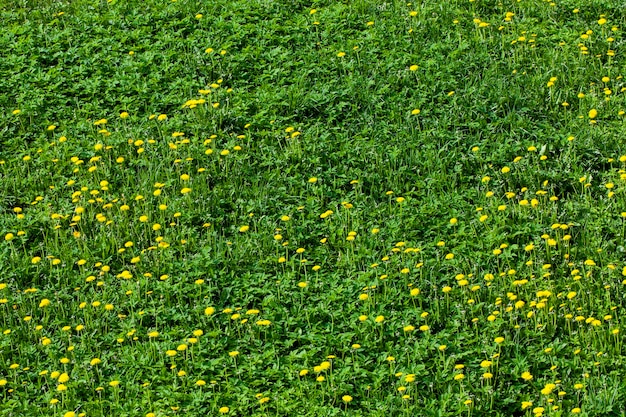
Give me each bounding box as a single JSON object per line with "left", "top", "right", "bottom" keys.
{"left": 1, "top": 0, "right": 626, "bottom": 415}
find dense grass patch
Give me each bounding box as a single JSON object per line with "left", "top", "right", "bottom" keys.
{"left": 1, "top": 0, "right": 626, "bottom": 416}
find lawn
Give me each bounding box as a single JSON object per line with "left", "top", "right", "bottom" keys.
{"left": 1, "top": 0, "right": 626, "bottom": 416}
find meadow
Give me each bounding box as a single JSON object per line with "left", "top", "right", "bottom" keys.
{"left": 1, "top": 0, "right": 626, "bottom": 415}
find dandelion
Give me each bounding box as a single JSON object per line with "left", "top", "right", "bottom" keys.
{"left": 320, "top": 210, "right": 333, "bottom": 219}
{"left": 541, "top": 383, "right": 556, "bottom": 395}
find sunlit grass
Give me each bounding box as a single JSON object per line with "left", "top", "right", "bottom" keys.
{"left": 1, "top": 0, "right": 626, "bottom": 416}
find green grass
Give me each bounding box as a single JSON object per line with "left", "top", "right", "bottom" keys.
{"left": 1, "top": 0, "right": 626, "bottom": 416}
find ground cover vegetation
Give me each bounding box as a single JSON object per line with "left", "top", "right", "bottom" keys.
{"left": 1, "top": 0, "right": 626, "bottom": 415}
